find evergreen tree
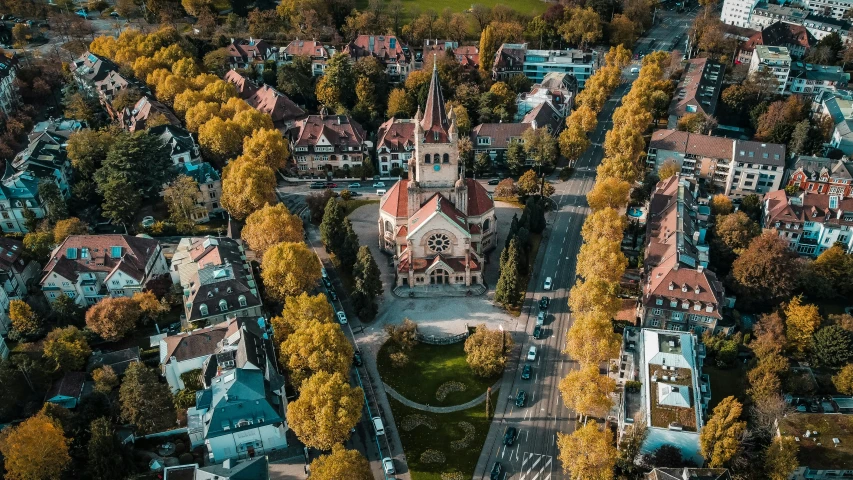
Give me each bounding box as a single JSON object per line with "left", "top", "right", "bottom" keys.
{"left": 320, "top": 198, "right": 346, "bottom": 254}
{"left": 38, "top": 180, "right": 68, "bottom": 225}
{"left": 506, "top": 213, "right": 519, "bottom": 249}
{"left": 525, "top": 196, "right": 547, "bottom": 234}
{"left": 87, "top": 417, "right": 128, "bottom": 480}
{"left": 354, "top": 246, "right": 382, "bottom": 297}
{"left": 495, "top": 238, "right": 522, "bottom": 307}
{"left": 337, "top": 219, "right": 360, "bottom": 272}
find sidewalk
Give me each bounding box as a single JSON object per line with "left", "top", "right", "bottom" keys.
{"left": 383, "top": 380, "right": 502, "bottom": 414}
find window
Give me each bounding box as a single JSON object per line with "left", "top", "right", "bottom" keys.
{"left": 238, "top": 295, "right": 247, "bottom": 307}
{"left": 670, "top": 300, "right": 677, "bottom": 307}
{"left": 112, "top": 280, "right": 120, "bottom": 286}
{"left": 483, "top": 218, "right": 490, "bottom": 232}
{"left": 219, "top": 299, "right": 228, "bottom": 311}
{"left": 652, "top": 308, "right": 662, "bottom": 316}
{"left": 424, "top": 154, "right": 431, "bottom": 163}
{"left": 199, "top": 304, "right": 208, "bottom": 316}
{"left": 651, "top": 319, "right": 659, "bottom": 327}
{"left": 442, "top": 153, "right": 449, "bottom": 163}
{"left": 656, "top": 298, "right": 663, "bottom": 305}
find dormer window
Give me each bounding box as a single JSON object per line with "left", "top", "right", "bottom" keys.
{"left": 207, "top": 291, "right": 214, "bottom": 298}
{"left": 238, "top": 295, "right": 247, "bottom": 307}
{"left": 656, "top": 298, "right": 663, "bottom": 305}
{"left": 694, "top": 302, "right": 702, "bottom": 311}
{"left": 706, "top": 304, "right": 714, "bottom": 312}
{"left": 670, "top": 300, "right": 677, "bottom": 307}
{"left": 681, "top": 284, "right": 688, "bottom": 293}
{"left": 668, "top": 282, "right": 675, "bottom": 291}
{"left": 694, "top": 286, "right": 700, "bottom": 294}
{"left": 682, "top": 301, "right": 689, "bottom": 309}
{"left": 219, "top": 299, "right": 228, "bottom": 311}
{"left": 199, "top": 304, "right": 208, "bottom": 316}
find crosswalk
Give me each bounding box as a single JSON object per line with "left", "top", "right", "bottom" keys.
{"left": 519, "top": 452, "right": 553, "bottom": 480}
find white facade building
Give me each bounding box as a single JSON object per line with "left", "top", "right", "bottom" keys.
{"left": 749, "top": 45, "right": 792, "bottom": 95}
{"left": 721, "top": 0, "right": 760, "bottom": 27}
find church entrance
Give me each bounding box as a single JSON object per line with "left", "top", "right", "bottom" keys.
{"left": 430, "top": 268, "right": 450, "bottom": 284}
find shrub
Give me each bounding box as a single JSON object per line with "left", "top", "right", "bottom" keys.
{"left": 389, "top": 351, "right": 409, "bottom": 368}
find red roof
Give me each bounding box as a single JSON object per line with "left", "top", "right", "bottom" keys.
{"left": 344, "top": 35, "right": 407, "bottom": 64}
{"left": 466, "top": 179, "right": 493, "bottom": 217}
{"left": 377, "top": 118, "right": 416, "bottom": 152}
{"left": 42, "top": 234, "right": 161, "bottom": 284}
{"left": 223, "top": 69, "right": 259, "bottom": 100}
{"left": 454, "top": 46, "right": 479, "bottom": 69}
{"left": 409, "top": 193, "right": 468, "bottom": 232}
{"left": 283, "top": 39, "right": 330, "bottom": 59}
{"left": 380, "top": 179, "right": 409, "bottom": 218}
{"left": 380, "top": 178, "right": 493, "bottom": 218}
{"left": 292, "top": 114, "right": 367, "bottom": 150}
{"left": 420, "top": 65, "right": 450, "bottom": 143}
{"left": 246, "top": 85, "right": 306, "bottom": 126}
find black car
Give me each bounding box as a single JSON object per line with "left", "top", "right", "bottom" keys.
{"left": 503, "top": 427, "right": 517, "bottom": 446}
{"left": 539, "top": 296, "right": 550, "bottom": 311}
{"left": 515, "top": 390, "right": 526, "bottom": 407}
{"left": 322, "top": 277, "right": 333, "bottom": 289}
{"left": 349, "top": 190, "right": 363, "bottom": 197}
{"left": 490, "top": 462, "right": 503, "bottom": 480}
{"left": 353, "top": 352, "right": 363, "bottom": 367}
{"left": 327, "top": 290, "right": 338, "bottom": 301}
{"left": 488, "top": 178, "right": 500, "bottom": 185}
{"left": 533, "top": 325, "right": 543, "bottom": 339}
{"left": 521, "top": 365, "right": 532, "bottom": 380}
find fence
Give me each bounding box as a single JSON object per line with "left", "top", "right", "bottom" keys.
{"left": 415, "top": 331, "right": 469, "bottom": 345}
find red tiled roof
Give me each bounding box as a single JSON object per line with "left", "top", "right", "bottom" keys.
{"left": 226, "top": 38, "right": 272, "bottom": 62}
{"left": 344, "top": 35, "right": 407, "bottom": 64}
{"left": 409, "top": 193, "right": 468, "bottom": 232}
{"left": 283, "top": 39, "right": 330, "bottom": 59}
{"left": 649, "top": 130, "right": 734, "bottom": 160}
{"left": 466, "top": 179, "right": 494, "bottom": 217}
{"left": 223, "top": 69, "right": 259, "bottom": 100}
{"left": 668, "top": 58, "right": 724, "bottom": 119}
{"left": 380, "top": 179, "right": 409, "bottom": 218}
{"left": 42, "top": 234, "right": 160, "bottom": 284}
{"left": 377, "top": 118, "right": 416, "bottom": 152}
{"left": 764, "top": 189, "right": 853, "bottom": 229}
{"left": 454, "top": 46, "right": 479, "bottom": 69}
{"left": 246, "top": 85, "right": 306, "bottom": 126}
{"left": 293, "top": 114, "right": 367, "bottom": 149}
{"left": 421, "top": 65, "right": 449, "bottom": 143}
{"left": 645, "top": 256, "right": 724, "bottom": 319}
{"left": 162, "top": 321, "right": 231, "bottom": 363}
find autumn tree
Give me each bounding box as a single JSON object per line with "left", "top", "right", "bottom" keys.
{"left": 559, "top": 6, "right": 603, "bottom": 48}
{"left": 43, "top": 326, "right": 91, "bottom": 372}
{"left": 576, "top": 238, "right": 628, "bottom": 283}
{"left": 657, "top": 159, "right": 680, "bottom": 180}
{"left": 85, "top": 296, "right": 141, "bottom": 341}
{"left": 581, "top": 208, "right": 626, "bottom": 243}
{"left": 587, "top": 177, "right": 630, "bottom": 211}
{"left": 163, "top": 174, "right": 204, "bottom": 233}
{"left": 261, "top": 242, "right": 321, "bottom": 301}
{"left": 0, "top": 413, "right": 70, "bottom": 480}
{"left": 220, "top": 157, "right": 277, "bottom": 220}
{"left": 714, "top": 211, "right": 760, "bottom": 255}
{"left": 479, "top": 24, "right": 497, "bottom": 73}
{"left": 784, "top": 295, "right": 822, "bottom": 358}
{"left": 92, "top": 365, "right": 119, "bottom": 394}
{"left": 709, "top": 194, "right": 734, "bottom": 216}
{"left": 568, "top": 278, "right": 620, "bottom": 318}
{"left": 280, "top": 321, "right": 353, "bottom": 387}
{"left": 522, "top": 126, "right": 558, "bottom": 169}
{"left": 557, "top": 422, "right": 616, "bottom": 480}
{"left": 287, "top": 371, "right": 363, "bottom": 450}
{"left": 559, "top": 364, "right": 616, "bottom": 420}
{"left": 52, "top": 217, "right": 88, "bottom": 244}
{"left": 730, "top": 232, "right": 799, "bottom": 308}
{"left": 271, "top": 292, "right": 334, "bottom": 345}
{"left": 559, "top": 123, "right": 590, "bottom": 166}
{"left": 565, "top": 311, "right": 620, "bottom": 366}
{"left": 119, "top": 362, "right": 177, "bottom": 434}
{"left": 752, "top": 312, "right": 786, "bottom": 358}
{"left": 242, "top": 203, "right": 304, "bottom": 258}
{"left": 242, "top": 128, "right": 290, "bottom": 170}
{"left": 765, "top": 436, "right": 799, "bottom": 480}
{"left": 9, "top": 299, "right": 40, "bottom": 336}
{"left": 464, "top": 324, "right": 514, "bottom": 377}
{"left": 699, "top": 396, "right": 746, "bottom": 468}
{"left": 306, "top": 443, "right": 375, "bottom": 480}
{"left": 832, "top": 363, "right": 853, "bottom": 394}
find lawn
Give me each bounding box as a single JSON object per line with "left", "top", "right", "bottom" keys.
{"left": 355, "top": 0, "right": 546, "bottom": 19}
{"left": 704, "top": 364, "right": 748, "bottom": 410}
{"left": 342, "top": 198, "right": 379, "bottom": 217}
{"left": 377, "top": 341, "right": 500, "bottom": 406}
{"left": 389, "top": 390, "right": 497, "bottom": 480}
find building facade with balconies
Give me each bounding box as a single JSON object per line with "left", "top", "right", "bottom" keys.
{"left": 290, "top": 114, "right": 370, "bottom": 174}
{"left": 763, "top": 189, "right": 853, "bottom": 256}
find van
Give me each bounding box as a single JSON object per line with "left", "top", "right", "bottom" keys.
{"left": 373, "top": 416, "right": 385, "bottom": 436}
{"left": 376, "top": 189, "right": 387, "bottom": 196}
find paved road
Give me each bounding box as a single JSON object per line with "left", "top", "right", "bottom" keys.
{"left": 473, "top": 7, "right": 699, "bottom": 480}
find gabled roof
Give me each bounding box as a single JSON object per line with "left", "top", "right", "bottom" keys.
{"left": 149, "top": 124, "right": 198, "bottom": 159}
{"left": 119, "top": 96, "right": 180, "bottom": 133}
{"left": 225, "top": 38, "right": 273, "bottom": 63}
{"left": 764, "top": 189, "right": 853, "bottom": 227}
{"left": 196, "top": 368, "right": 282, "bottom": 438}
{"left": 668, "top": 58, "right": 724, "bottom": 119}
{"left": 88, "top": 346, "right": 141, "bottom": 375}
{"left": 645, "top": 468, "right": 731, "bottom": 480}
{"left": 223, "top": 69, "right": 258, "bottom": 100}
{"left": 245, "top": 85, "right": 306, "bottom": 126}
{"left": 380, "top": 179, "right": 409, "bottom": 218}
{"left": 162, "top": 322, "right": 230, "bottom": 363}
{"left": 45, "top": 371, "right": 86, "bottom": 401}
{"left": 408, "top": 193, "right": 469, "bottom": 238}
{"left": 454, "top": 45, "right": 479, "bottom": 69}
{"left": 649, "top": 130, "right": 733, "bottom": 160}
{"left": 73, "top": 51, "right": 118, "bottom": 83}
{"left": 344, "top": 35, "right": 407, "bottom": 64}
{"left": 377, "top": 118, "right": 416, "bottom": 152}
{"left": 0, "top": 237, "right": 28, "bottom": 274}
{"left": 282, "top": 39, "right": 330, "bottom": 59}
{"left": 791, "top": 156, "right": 853, "bottom": 181}
{"left": 292, "top": 114, "right": 367, "bottom": 149}
{"left": 42, "top": 234, "right": 161, "bottom": 284}
{"left": 380, "top": 178, "right": 493, "bottom": 219}
{"left": 470, "top": 122, "right": 530, "bottom": 149}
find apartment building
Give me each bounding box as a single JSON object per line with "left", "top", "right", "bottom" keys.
{"left": 747, "top": 3, "right": 809, "bottom": 29}
{"left": 0, "top": 54, "right": 18, "bottom": 117}
{"left": 376, "top": 117, "right": 415, "bottom": 175}
{"left": 343, "top": 35, "right": 411, "bottom": 82}
{"left": 492, "top": 43, "right": 598, "bottom": 88}
{"left": 647, "top": 130, "right": 785, "bottom": 197}
{"left": 749, "top": 45, "right": 792, "bottom": 95}
{"left": 722, "top": 0, "right": 759, "bottom": 26}
{"left": 291, "top": 114, "right": 370, "bottom": 174}
{"left": 278, "top": 39, "right": 335, "bottom": 76}
{"left": 668, "top": 58, "right": 724, "bottom": 129}
{"left": 737, "top": 22, "right": 815, "bottom": 65}
{"left": 777, "top": 413, "right": 853, "bottom": 480}
{"left": 225, "top": 38, "right": 276, "bottom": 72}
{"left": 787, "top": 156, "right": 853, "bottom": 197}
{"left": 763, "top": 189, "right": 853, "bottom": 256}
{"left": 804, "top": 0, "right": 853, "bottom": 20}
{"left": 813, "top": 89, "right": 853, "bottom": 154}
{"left": 789, "top": 62, "right": 849, "bottom": 96}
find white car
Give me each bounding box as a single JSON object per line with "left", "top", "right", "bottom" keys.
{"left": 536, "top": 311, "right": 545, "bottom": 326}
{"left": 383, "top": 458, "right": 395, "bottom": 475}
{"left": 544, "top": 277, "right": 552, "bottom": 290}
{"left": 321, "top": 268, "right": 328, "bottom": 278}
{"left": 527, "top": 346, "right": 537, "bottom": 361}
{"left": 373, "top": 181, "right": 386, "bottom": 188}
{"left": 337, "top": 311, "right": 347, "bottom": 324}
{"left": 141, "top": 216, "right": 155, "bottom": 227}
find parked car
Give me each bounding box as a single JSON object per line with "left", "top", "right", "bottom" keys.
{"left": 325, "top": 182, "right": 338, "bottom": 188}
{"left": 110, "top": 11, "right": 120, "bottom": 16}
{"left": 321, "top": 268, "right": 328, "bottom": 278}
{"left": 383, "top": 458, "right": 395, "bottom": 475}
{"left": 536, "top": 311, "right": 545, "bottom": 326}
{"left": 336, "top": 311, "right": 347, "bottom": 324}
{"left": 141, "top": 216, "right": 155, "bottom": 227}
{"left": 327, "top": 290, "right": 338, "bottom": 301}
{"left": 539, "top": 296, "right": 550, "bottom": 311}
{"left": 544, "top": 277, "right": 552, "bottom": 290}
{"left": 533, "top": 325, "right": 543, "bottom": 339}
{"left": 348, "top": 182, "right": 361, "bottom": 188}
{"left": 515, "top": 390, "right": 526, "bottom": 407}
{"left": 322, "top": 277, "right": 332, "bottom": 289}
{"left": 373, "top": 181, "right": 386, "bottom": 188}
{"left": 348, "top": 190, "right": 363, "bottom": 197}
{"left": 353, "top": 352, "right": 363, "bottom": 367}
{"left": 503, "top": 427, "right": 517, "bottom": 445}
{"left": 310, "top": 182, "right": 326, "bottom": 189}
{"left": 521, "top": 365, "right": 532, "bottom": 380}
{"left": 527, "top": 346, "right": 537, "bottom": 361}
{"left": 488, "top": 178, "right": 500, "bottom": 185}
{"left": 491, "top": 462, "right": 503, "bottom": 480}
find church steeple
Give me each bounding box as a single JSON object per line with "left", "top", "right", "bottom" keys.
{"left": 421, "top": 57, "right": 449, "bottom": 143}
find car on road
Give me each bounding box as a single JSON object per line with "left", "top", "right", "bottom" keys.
{"left": 539, "top": 296, "right": 550, "bottom": 311}
{"left": 322, "top": 277, "right": 332, "bottom": 289}
{"left": 309, "top": 182, "right": 326, "bottom": 189}
{"left": 373, "top": 181, "right": 386, "bottom": 188}
{"left": 527, "top": 346, "right": 537, "bottom": 361}
{"left": 321, "top": 268, "right": 328, "bottom": 278}
{"left": 348, "top": 182, "right": 361, "bottom": 188}
{"left": 488, "top": 178, "right": 500, "bottom": 185}
{"left": 503, "top": 427, "right": 517, "bottom": 445}
{"left": 383, "top": 458, "right": 395, "bottom": 475}
{"left": 490, "top": 462, "right": 503, "bottom": 480}
{"left": 515, "top": 390, "right": 527, "bottom": 407}
{"left": 110, "top": 11, "right": 120, "bottom": 16}
{"left": 141, "top": 216, "right": 155, "bottom": 227}
{"left": 521, "top": 365, "right": 532, "bottom": 380}
{"left": 353, "top": 352, "right": 363, "bottom": 367}
{"left": 324, "top": 182, "right": 338, "bottom": 188}
{"left": 536, "top": 311, "right": 545, "bottom": 326}
{"left": 336, "top": 311, "right": 347, "bottom": 324}
{"left": 327, "top": 289, "right": 337, "bottom": 301}
{"left": 543, "top": 277, "right": 552, "bottom": 290}
{"left": 533, "top": 325, "right": 543, "bottom": 339}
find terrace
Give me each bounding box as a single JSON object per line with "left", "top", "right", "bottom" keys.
{"left": 778, "top": 413, "right": 853, "bottom": 470}
{"left": 648, "top": 364, "right": 697, "bottom": 431}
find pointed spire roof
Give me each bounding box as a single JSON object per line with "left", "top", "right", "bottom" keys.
{"left": 421, "top": 57, "right": 449, "bottom": 143}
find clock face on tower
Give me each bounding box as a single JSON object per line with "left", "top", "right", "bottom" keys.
{"left": 433, "top": 164, "right": 441, "bottom": 171}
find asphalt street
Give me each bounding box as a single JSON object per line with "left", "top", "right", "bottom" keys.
{"left": 473, "top": 7, "right": 699, "bottom": 479}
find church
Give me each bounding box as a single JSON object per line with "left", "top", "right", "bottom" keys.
{"left": 378, "top": 65, "right": 497, "bottom": 288}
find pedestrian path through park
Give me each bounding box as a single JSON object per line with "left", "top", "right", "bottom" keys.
{"left": 383, "top": 380, "right": 502, "bottom": 413}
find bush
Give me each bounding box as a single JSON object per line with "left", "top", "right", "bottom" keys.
{"left": 625, "top": 380, "right": 642, "bottom": 393}
{"left": 180, "top": 369, "right": 203, "bottom": 391}
{"left": 174, "top": 389, "right": 196, "bottom": 410}
{"left": 389, "top": 351, "right": 409, "bottom": 368}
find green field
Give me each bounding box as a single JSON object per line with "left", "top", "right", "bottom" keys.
{"left": 377, "top": 341, "right": 499, "bottom": 406}
{"left": 355, "top": 0, "right": 547, "bottom": 20}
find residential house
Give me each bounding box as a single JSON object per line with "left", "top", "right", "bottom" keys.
{"left": 645, "top": 468, "right": 732, "bottom": 480}
{"left": 88, "top": 346, "right": 141, "bottom": 376}
{"left": 813, "top": 89, "right": 853, "bottom": 154}
{"left": 376, "top": 117, "right": 416, "bottom": 175}
{"left": 763, "top": 188, "right": 853, "bottom": 256}
{"left": 187, "top": 318, "right": 286, "bottom": 463}
{"left": 787, "top": 155, "right": 853, "bottom": 197}
{"left": 118, "top": 96, "right": 180, "bottom": 132}
{"left": 804, "top": 0, "right": 853, "bottom": 20}
{"left": 421, "top": 39, "right": 458, "bottom": 67}
{"left": 748, "top": 45, "right": 792, "bottom": 95}
{"left": 721, "top": 0, "right": 760, "bottom": 27}
{"left": 640, "top": 176, "right": 732, "bottom": 335}
{"left": 12, "top": 121, "right": 77, "bottom": 201}
{"left": 223, "top": 69, "right": 259, "bottom": 99}
{"left": 647, "top": 130, "right": 785, "bottom": 196}
{"left": 0, "top": 164, "right": 52, "bottom": 233}
{"left": 737, "top": 22, "right": 816, "bottom": 65}
{"left": 223, "top": 70, "right": 306, "bottom": 132}
{"left": 159, "top": 321, "right": 231, "bottom": 392}
{"left": 72, "top": 51, "right": 120, "bottom": 98}
{"left": 668, "top": 58, "right": 724, "bottom": 129}
{"left": 290, "top": 114, "right": 370, "bottom": 174}
{"left": 343, "top": 35, "right": 411, "bottom": 82}
{"left": 0, "top": 237, "right": 40, "bottom": 299}
{"left": 225, "top": 38, "right": 276, "bottom": 72}
{"left": 163, "top": 457, "right": 269, "bottom": 480}
{"left": 515, "top": 72, "right": 577, "bottom": 122}
{"left": 170, "top": 237, "right": 262, "bottom": 327}
{"left": 454, "top": 45, "right": 479, "bottom": 71}
{"left": 776, "top": 413, "right": 853, "bottom": 479}
{"left": 278, "top": 39, "right": 335, "bottom": 76}
{"left": 470, "top": 122, "right": 530, "bottom": 169}
{"left": 616, "top": 327, "right": 710, "bottom": 465}
{"left": 492, "top": 43, "right": 598, "bottom": 88}
{"left": 788, "top": 62, "right": 849, "bottom": 97}
{"left": 0, "top": 54, "right": 18, "bottom": 116}
{"left": 29, "top": 117, "right": 86, "bottom": 140}
{"left": 40, "top": 234, "right": 169, "bottom": 306}
{"left": 44, "top": 371, "right": 86, "bottom": 409}
{"left": 150, "top": 124, "right": 202, "bottom": 166}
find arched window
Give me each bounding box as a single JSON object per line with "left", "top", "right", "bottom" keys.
{"left": 238, "top": 295, "right": 247, "bottom": 307}
{"left": 443, "top": 153, "right": 449, "bottom": 163}
{"left": 483, "top": 218, "right": 491, "bottom": 232}
{"left": 424, "top": 154, "right": 431, "bottom": 163}
{"left": 385, "top": 221, "right": 393, "bottom": 232}
{"left": 219, "top": 299, "right": 228, "bottom": 311}
{"left": 199, "top": 304, "right": 208, "bottom": 316}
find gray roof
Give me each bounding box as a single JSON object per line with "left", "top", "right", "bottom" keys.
{"left": 149, "top": 124, "right": 198, "bottom": 158}
{"left": 734, "top": 139, "right": 786, "bottom": 167}
{"left": 196, "top": 368, "right": 283, "bottom": 438}
{"left": 789, "top": 62, "right": 850, "bottom": 84}
{"left": 88, "top": 346, "right": 141, "bottom": 375}
{"left": 199, "top": 457, "right": 269, "bottom": 480}
{"left": 645, "top": 468, "right": 731, "bottom": 480}
{"left": 792, "top": 155, "right": 853, "bottom": 180}
{"left": 470, "top": 123, "right": 530, "bottom": 149}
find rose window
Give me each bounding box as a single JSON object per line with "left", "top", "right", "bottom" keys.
{"left": 427, "top": 233, "right": 451, "bottom": 253}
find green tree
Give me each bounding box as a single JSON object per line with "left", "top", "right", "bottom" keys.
{"left": 494, "top": 238, "right": 522, "bottom": 307}
{"left": 43, "top": 326, "right": 91, "bottom": 372}
{"left": 98, "top": 175, "right": 142, "bottom": 226}
{"left": 699, "top": 396, "right": 746, "bottom": 468}
{"left": 23, "top": 231, "right": 54, "bottom": 263}
{"left": 812, "top": 325, "right": 853, "bottom": 367}
{"left": 337, "top": 219, "right": 361, "bottom": 272}
{"left": 119, "top": 362, "right": 177, "bottom": 434}
{"left": 505, "top": 141, "right": 526, "bottom": 176}
{"left": 278, "top": 55, "right": 315, "bottom": 107}
{"left": 320, "top": 198, "right": 347, "bottom": 253}
{"left": 316, "top": 53, "right": 355, "bottom": 110}
{"left": 87, "top": 417, "right": 128, "bottom": 480}
{"left": 464, "top": 323, "right": 514, "bottom": 377}
{"left": 163, "top": 175, "right": 204, "bottom": 233}
{"left": 522, "top": 126, "right": 558, "bottom": 170}
{"left": 38, "top": 180, "right": 67, "bottom": 224}
{"left": 96, "top": 131, "right": 173, "bottom": 200}
{"left": 474, "top": 151, "right": 491, "bottom": 176}
{"left": 50, "top": 294, "right": 84, "bottom": 327}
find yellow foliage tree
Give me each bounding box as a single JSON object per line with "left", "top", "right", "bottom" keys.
{"left": 463, "top": 323, "right": 515, "bottom": 378}
{"left": 0, "top": 413, "right": 70, "bottom": 480}
{"left": 85, "top": 296, "right": 140, "bottom": 341}
{"left": 232, "top": 108, "right": 274, "bottom": 137}
{"left": 242, "top": 129, "right": 290, "bottom": 170}
{"left": 184, "top": 101, "right": 222, "bottom": 132}
{"left": 557, "top": 422, "right": 616, "bottom": 480}
{"left": 220, "top": 157, "right": 277, "bottom": 220}
{"left": 271, "top": 292, "right": 334, "bottom": 345}
{"left": 308, "top": 445, "right": 373, "bottom": 480}
{"left": 286, "top": 371, "right": 363, "bottom": 449}
{"left": 576, "top": 238, "right": 627, "bottom": 283}
{"left": 699, "top": 396, "right": 747, "bottom": 467}
{"left": 198, "top": 117, "right": 244, "bottom": 161}
{"left": 559, "top": 364, "right": 616, "bottom": 420}
{"left": 565, "top": 311, "right": 621, "bottom": 366}
{"left": 586, "top": 177, "right": 631, "bottom": 211}
{"left": 568, "top": 278, "right": 621, "bottom": 317}
{"left": 261, "top": 242, "right": 322, "bottom": 301}
{"left": 581, "top": 208, "right": 626, "bottom": 243}
{"left": 242, "top": 203, "right": 304, "bottom": 258}
{"left": 784, "top": 295, "right": 822, "bottom": 357}
{"left": 9, "top": 299, "right": 39, "bottom": 335}
{"left": 280, "top": 321, "right": 353, "bottom": 388}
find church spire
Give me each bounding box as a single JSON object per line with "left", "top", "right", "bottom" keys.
{"left": 420, "top": 55, "right": 448, "bottom": 143}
